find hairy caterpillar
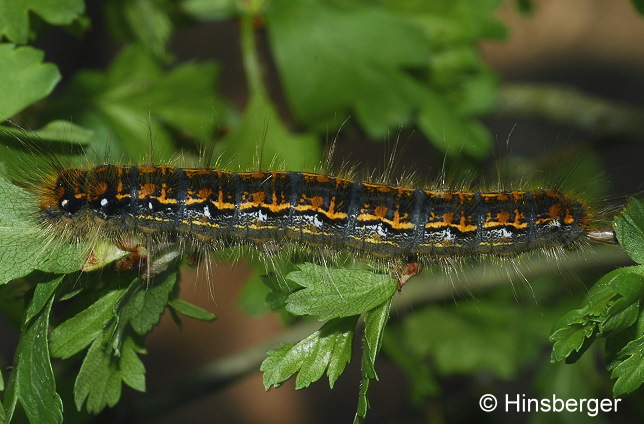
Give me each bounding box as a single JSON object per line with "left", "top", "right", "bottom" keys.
{"left": 35, "top": 163, "right": 615, "bottom": 287}
{"left": 1, "top": 135, "right": 630, "bottom": 423}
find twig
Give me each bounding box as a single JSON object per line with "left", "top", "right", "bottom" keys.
{"left": 496, "top": 83, "right": 644, "bottom": 139}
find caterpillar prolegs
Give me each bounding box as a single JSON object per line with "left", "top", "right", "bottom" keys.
{"left": 38, "top": 165, "right": 613, "bottom": 287}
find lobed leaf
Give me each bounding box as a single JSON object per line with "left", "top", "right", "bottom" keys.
{"left": 551, "top": 195, "right": 644, "bottom": 368}
{"left": 120, "top": 272, "right": 178, "bottom": 335}
{"left": 549, "top": 268, "right": 639, "bottom": 362}
{"left": 285, "top": 263, "right": 398, "bottom": 321}
{"left": 610, "top": 335, "right": 644, "bottom": 396}
{"left": 261, "top": 316, "right": 358, "bottom": 390}
{"left": 118, "top": 336, "right": 147, "bottom": 393}
{"left": 550, "top": 321, "right": 596, "bottom": 363}
{"left": 548, "top": 195, "right": 644, "bottom": 399}
{"left": 73, "top": 331, "right": 146, "bottom": 413}
{"left": 50, "top": 289, "right": 126, "bottom": 359}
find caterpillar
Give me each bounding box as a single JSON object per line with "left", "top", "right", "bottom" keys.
{"left": 36, "top": 163, "right": 615, "bottom": 287}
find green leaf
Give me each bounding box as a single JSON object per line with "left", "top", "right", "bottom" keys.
{"left": 610, "top": 335, "right": 644, "bottom": 395}
{"left": 385, "top": 0, "right": 507, "bottom": 43}
{"left": 417, "top": 90, "right": 492, "bottom": 158}
{"left": 550, "top": 269, "right": 626, "bottom": 362}
{"left": 262, "top": 270, "right": 302, "bottom": 323}
{"left": 550, "top": 320, "right": 596, "bottom": 363}
{"left": 611, "top": 266, "right": 644, "bottom": 300}
{"left": 266, "top": 0, "right": 499, "bottom": 158}
{"left": 181, "top": 0, "right": 238, "bottom": 20}
{"left": 168, "top": 298, "right": 216, "bottom": 322}
{"left": 217, "top": 92, "right": 321, "bottom": 170}
{"left": 106, "top": 0, "right": 173, "bottom": 60}
{"left": 74, "top": 332, "right": 120, "bottom": 413}
{"left": 266, "top": 0, "right": 430, "bottom": 138}
{"left": 362, "top": 298, "right": 392, "bottom": 380}
{"left": 547, "top": 257, "right": 644, "bottom": 397}
{"left": 550, "top": 265, "right": 644, "bottom": 374}
{"left": 73, "top": 331, "right": 146, "bottom": 413}
{"left": 118, "top": 336, "right": 147, "bottom": 392}
{"left": 24, "top": 274, "right": 63, "bottom": 322}
{"left": 355, "top": 298, "right": 393, "bottom": 423}
{"left": 3, "top": 282, "right": 62, "bottom": 424}
{"left": 285, "top": 263, "right": 398, "bottom": 320}
{"left": 0, "top": 0, "right": 85, "bottom": 43}
{"left": 0, "top": 44, "right": 60, "bottom": 121}
{"left": 120, "top": 272, "right": 177, "bottom": 335}
{"left": 45, "top": 44, "right": 226, "bottom": 158}
{"left": 1, "top": 120, "right": 93, "bottom": 145}
{"left": 50, "top": 289, "right": 126, "bottom": 359}
{"left": 601, "top": 271, "right": 644, "bottom": 334}
{"left": 261, "top": 316, "right": 358, "bottom": 390}
{"left": 615, "top": 198, "right": 644, "bottom": 264}
{"left": 0, "top": 174, "right": 86, "bottom": 284}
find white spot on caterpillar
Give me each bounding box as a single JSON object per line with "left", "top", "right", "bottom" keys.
{"left": 495, "top": 228, "right": 513, "bottom": 239}
{"left": 100, "top": 198, "right": 108, "bottom": 207}
{"left": 438, "top": 228, "right": 455, "bottom": 242}
{"left": 203, "top": 205, "right": 212, "bottom": 219}
{"left": 299, "top": 214, "right": 323, "bottom": 230}
{"left": 376, "top": 223, "right": 387, "bottom": 238}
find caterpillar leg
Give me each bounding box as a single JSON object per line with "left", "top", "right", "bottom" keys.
{"left": 81, "top": 241, "right": 137, "bottom": 273}
{"left": 390, "top": 260, "right": 423, "bottom": 291}
{"left": 112, "top": 241, "right": 180, "bottom": 277}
